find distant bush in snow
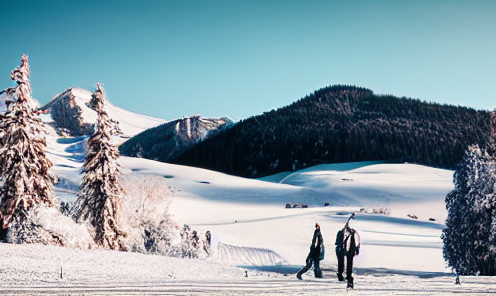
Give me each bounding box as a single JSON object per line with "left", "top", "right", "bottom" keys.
{"left": 372, "top": 207, "right": 391, "bottom": 215}
{"left": 121, "top": 174, "right": 209, "bottom": 258}
{"left": 359, "top": 207, "right": 391, "bottom": 215}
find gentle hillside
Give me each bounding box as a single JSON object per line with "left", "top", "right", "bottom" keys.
{"left": 119, "top": 115, "right": 232, "bottom": 162}
{"left": 171, "top": 85, "right": 490, "bottom": 178}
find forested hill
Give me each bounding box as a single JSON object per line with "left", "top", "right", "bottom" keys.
{"left": 171, "top": 85, "right": 491, "bottom": 178}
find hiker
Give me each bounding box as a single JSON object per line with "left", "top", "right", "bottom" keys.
{"left": 335, "top": 226, "right": 346, "bottom": 281}
{"left": 297, "top": 223, "right": 324, "bottom": 279}
{"left": 343, "top": 225, "right": 360, "bottom": 288}
{"left": 336, "top": 213, "right": 355, "bottom": 282}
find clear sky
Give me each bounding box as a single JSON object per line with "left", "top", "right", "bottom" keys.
{"left": 1, "top": 0, "right": 495, "bottom": 121}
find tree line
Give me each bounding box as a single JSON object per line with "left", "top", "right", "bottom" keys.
{"left": 171, "top": 85, "right": 490, "bottom": 178}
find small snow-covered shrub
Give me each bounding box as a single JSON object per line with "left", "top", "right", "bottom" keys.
{"left": 359, "top": 207, "right": 391, "bottom": 215}
{"left": 6, "top": 205, "right": 95, "bottom": 249}
{"left": 372, "top": 207, "right": 391, "bottom": 215}
{"left": 121, "top": 174, "right": 209, "bottom": 258}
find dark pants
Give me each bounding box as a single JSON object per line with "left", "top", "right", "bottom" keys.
{"left": 346, "top": 254, "right": 354, "bottom": 287}
{"left": 336, "top": 248, "right": 345, "bottom": 280}
{"left": 0, "top": 227, "right": 7, "bottom": 242}
{"left": 297, "top": 254, "right": 322, "bottom": 278}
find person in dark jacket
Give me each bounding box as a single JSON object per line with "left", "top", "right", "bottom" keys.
{"left": 296, "top": 223, "right": 323, "bottom": 279}
{"left": 335, "top": 227, "right": 346, "bottom": 281}
{"left": 343, "top": 226, "right": 360, "bottom": 288}
{"left": 336, "top": 213, "right": 355, "bottom": 282}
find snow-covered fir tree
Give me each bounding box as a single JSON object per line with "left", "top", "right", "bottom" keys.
{"left": 443, "top": 136, "right": 496, "bottom": 275}
{"left": 0, "top": 54, "right": 58, "bottom": 229}
{"left": 72, "top": 83, "right": 127, "bottom": 250}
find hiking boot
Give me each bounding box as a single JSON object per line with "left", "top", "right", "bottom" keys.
{"left": 337, "top": 272, "right": 345, "bottom": 281}
{"left": 347, "top": 277, "right": 354, "bottom": 289}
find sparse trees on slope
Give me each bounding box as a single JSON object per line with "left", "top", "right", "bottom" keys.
{"left": 0, "top": 54, "right": 58, "bottom": 229}
{"left": 442, "top": 117, "right": 496, "bottom": 275}
{"left": 72, "top": 83, "right": 126, "bottom": 250}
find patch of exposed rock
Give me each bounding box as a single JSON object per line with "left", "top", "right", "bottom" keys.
{"left": 41, "top": 88, "right": 94, "bottom": 136}
{"left": 119, "top": 114, "right": 232, "bottom": 162}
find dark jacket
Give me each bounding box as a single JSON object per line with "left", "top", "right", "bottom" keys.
{"left": 310, "top": 228, "right": 323, "bottom": 260}
{"left": 344, "top": 228, "right": 360, "bottom": 257}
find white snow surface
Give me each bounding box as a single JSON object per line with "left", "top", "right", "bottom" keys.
{"left": 4, "top": 116, "right": 496, "bottom": 294}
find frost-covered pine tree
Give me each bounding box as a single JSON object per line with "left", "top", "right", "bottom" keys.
{"left": 0, "top": 54, "right": 58, "bottom": 229}
{"left": 442, "top": 115, "right": 496, "bottom": 275}
{"left": 72, "top": 83, "right": 126, "bottom": 250}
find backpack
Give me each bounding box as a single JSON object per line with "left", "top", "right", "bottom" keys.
{"left": 344, "top": 229, "right": 358, "bottom": 256}
{"left": 319, "top": 239, "right": 325, "bottom": 260}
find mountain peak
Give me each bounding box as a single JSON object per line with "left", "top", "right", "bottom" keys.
{"left": 41, "top": 87, "right": 166, "bottom": 140}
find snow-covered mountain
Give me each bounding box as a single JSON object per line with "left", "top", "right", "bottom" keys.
{"left": 41, "top": 87, "right": 231, "bottom": 161}
{"left": 41, "top": 87, "right": 166, "bottom": 140}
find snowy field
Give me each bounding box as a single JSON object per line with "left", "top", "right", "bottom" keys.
{"left": 1, "top": 241, "right": 496, "bottom": 295}
{"left": 2, "top": 123, "right": 496, "bottom": 295}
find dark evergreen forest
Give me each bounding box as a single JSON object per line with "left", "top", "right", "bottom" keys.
{"left": 167, "top": 85, "right": 490, "bottom": 178}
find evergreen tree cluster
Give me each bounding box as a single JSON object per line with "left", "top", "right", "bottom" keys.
{"left": 0, "top": 57, "right": 126, "bottom": 250}
{"left": 172, "top": 85, "right": 490, "bottom": 178}
{"left": 442, "top": 143, "right": 496, "bottom": 275}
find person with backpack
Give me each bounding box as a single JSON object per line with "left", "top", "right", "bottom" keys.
{"left": 343, "top": 224, "right": 360, "bottom": 288}
{"left": 335, "top": 213, "right": 361, "bottom": 288}
{"left": 335, "top": 226, "right": 346, "bottom": 281}
{"left": 296, "top": 223, "right": 324, "bottom": 279}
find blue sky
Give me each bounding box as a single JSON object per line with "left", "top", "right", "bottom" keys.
{"left": 1, "top": 0, "right": 495, "bottom": 121}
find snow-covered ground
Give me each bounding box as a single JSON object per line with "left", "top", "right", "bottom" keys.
{"left": 2, "top": 123, "right": 496, "bottom": 294}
